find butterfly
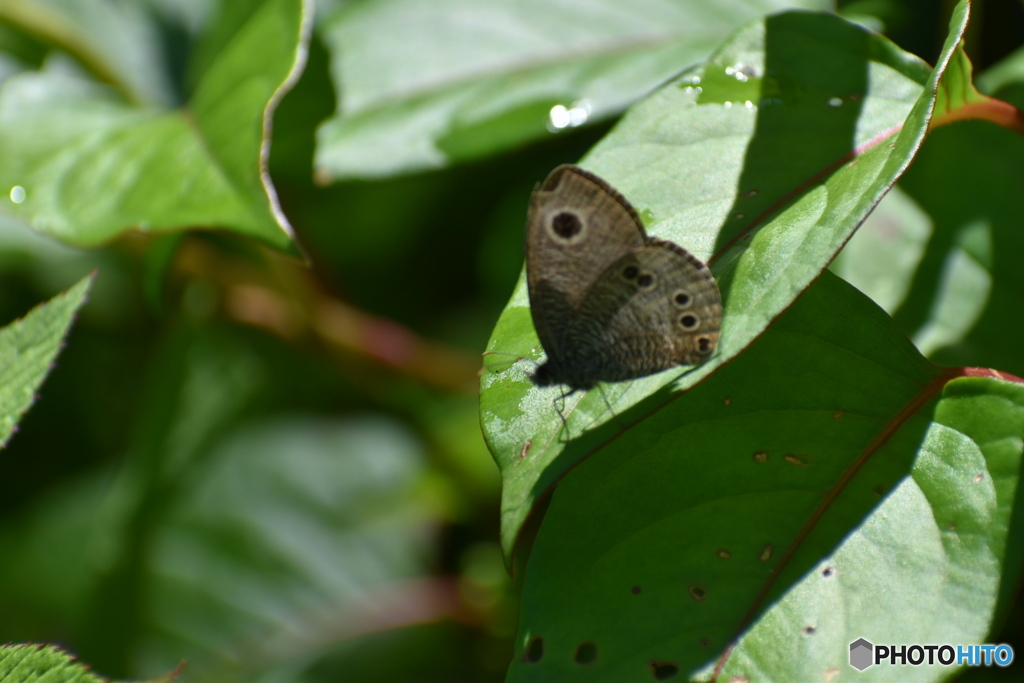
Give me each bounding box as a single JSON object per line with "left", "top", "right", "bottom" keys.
{"left": 525, "top": 165, "right": 721, "bottom": 391}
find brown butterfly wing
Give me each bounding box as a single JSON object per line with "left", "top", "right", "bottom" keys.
{"left": 567, "top": 240, "right": 721, "bottom": 383}
{"left": 525, "top": 165, "right": 647, "bottom": 367}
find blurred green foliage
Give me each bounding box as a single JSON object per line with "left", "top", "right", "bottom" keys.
{"left": 0, "top": 0, "right": 1021, "bottom": 682}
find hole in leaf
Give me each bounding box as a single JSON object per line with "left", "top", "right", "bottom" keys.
{"left": 574, "top": 642, "right": 597, "bottom": 665}
{"left": 650, "top": 661, "right": 679, "bottom": 680}
{"left": 689, "top": 585, "right": 707, "bottom": 601}
{"left": 524, "top": 637, "right": 544, "bottom": 663}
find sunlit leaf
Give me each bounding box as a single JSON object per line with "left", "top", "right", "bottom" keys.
{"left": 483, "top": 4, "right": 973, "bottom": 559}
{"left": 0, "top": 0, "right": 308, "bottom": 251}
{"left": 895, "top": 122, "right": 1024, "bottom": 378}
{"left": 315, "top": 0, "right": 828, "bottom": 180}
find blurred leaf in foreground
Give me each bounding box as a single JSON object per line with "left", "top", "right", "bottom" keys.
{"left": 0, "top": 274, "right": 91, "bottom": 447}
{"left": 0, "top": 0, "right": 308, "bottom": 251}
{"left": 315, "top": 0, "right": 827, "bottom": 180}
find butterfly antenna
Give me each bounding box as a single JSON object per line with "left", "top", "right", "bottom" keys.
{"left": 554, "top": 388, "right": 570, "bottom": 427}
{"left": 596, "top": 383, "right": 627, "bottom": 431}
{"left": 553, "top": 386, "right": 589, "bottom": 442}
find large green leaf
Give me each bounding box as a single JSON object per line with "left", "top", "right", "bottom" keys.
{"left": 314, "top": 0, "right": 827, "bottom": 180}
{"left": 0, "top": 0, "right": 307, "bottom": 251}
{"left": 508, "top": 271, "right": 1024, "bottom": 682}
{"left": 0, "top": 274, "right": 91, "bottom": 448}
{"left": 482, "top": 3, "right": 974, "bottom": 559}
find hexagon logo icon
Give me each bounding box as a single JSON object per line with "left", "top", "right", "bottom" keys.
{"left": 850, "top": 638, "right": 874, "bottom": 671}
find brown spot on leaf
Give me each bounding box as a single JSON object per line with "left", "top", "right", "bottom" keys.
{"left": 784, "top": 453, "right": 811, "bottom": 466}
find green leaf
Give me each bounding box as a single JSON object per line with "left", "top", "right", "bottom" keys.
{"left": 0, "top": 322, "right": 438, "bottom": 679}
{"left": 483, "top": 3, "right": 973, "bottom": 559}
{"left": 835, "top": 63, "right": 1024, "bottom": 378}
{"left": 0, "top": 0, "right": 178, "bottom": 107}
{"left": 142, "top": 415, "right": 434, "bottom": 679}
{"left": 895, "top": 122, "right": 1024, "bottom": 377}
{"left": 0, "top": 274, "right": 91, "bottom": 448}
{"left": 976, "top": 44, "right": 1024, "bottom": 108}
{"left": 73, "top": 325, "right": 268, "bottom": 667}
{"left": 314, "top": 0, "right": 828, "bottom": 180}
{"left": 0, "top": 0, "right": 308, "bottom": 251}
{"left": 0, "top": 643, "right": 158, "bottom": 683}
{"left": 507, "top": 272, "right": 1024, "bottom": 682}
{"left": 830, "top": 184, "right": 932, "bottom": 315}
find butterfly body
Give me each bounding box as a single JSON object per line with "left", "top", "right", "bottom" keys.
{"left": 525, "top": 165, "right": 721, "bottom": 391}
